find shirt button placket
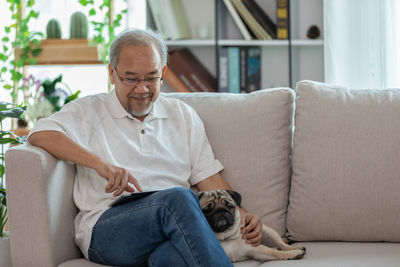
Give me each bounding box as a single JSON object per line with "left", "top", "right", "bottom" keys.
{"left": 140, "top": 126, "right": 152, "bottom": 154}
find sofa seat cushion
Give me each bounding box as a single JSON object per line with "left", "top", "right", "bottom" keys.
{"left": 59, "top": 242, "right": 400, "bottom": 267}
{"left": 287, "top": 80, "right": 400, "bottom": 242}
{"left": 58, "top": 259, "right": 104, "bottom": 267}
{"left": 165, "top": 89, "right": 295, "bottom": 236}
{"left": 258, "top": 242, "right": 400, "bottom": 267}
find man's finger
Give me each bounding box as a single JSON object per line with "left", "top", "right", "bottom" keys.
{"left": 105, "top": 174, "right": 115, "bottom": 192}
{"left": 114, "top": 170, "right": 127, "bottom": 197}
{"left": 110, "top": 170, "right": 122, "bottom": 193}
{"left": 242, "top": 223, "right": 261, "bottom": 239}
{"left": 125, "top": 185, "right": 136, "bottom": 193}
{"left": 243, "top": 220, "right": 258, "bottom": 233}
{"left": 128, "top": 174, "right": 143, "bottom": 192}
{"left": 244, "top": 228, "right": 260, "bottom": 239}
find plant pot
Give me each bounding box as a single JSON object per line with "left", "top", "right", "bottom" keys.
{"left": 0, "top": 236, "right": 12, "bottom": 267}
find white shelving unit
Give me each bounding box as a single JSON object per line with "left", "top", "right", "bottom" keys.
{"left": 148, "top": 0, "right": 324, "bottom": 92}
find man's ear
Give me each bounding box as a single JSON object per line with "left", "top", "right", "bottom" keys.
{"left": 160, "top": 65, "right": 167, "bottom": 83}
{"left": 226, "top": 190, "right": 242, "bottom": 208}
{"left": 108, "top": 64, "right": 115, "bottom": 85}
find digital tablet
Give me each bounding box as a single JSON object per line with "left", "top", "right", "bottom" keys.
{"left": 109, "top": 191, "right": 159, "bottom": 207}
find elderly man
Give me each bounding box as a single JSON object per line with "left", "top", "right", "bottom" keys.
{"left": 28, "top": 28, "right": 262, "bottom": 266}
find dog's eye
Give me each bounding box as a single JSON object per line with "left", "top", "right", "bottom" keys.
{"left": 202, "top": 203, "right": 214, "bottom": 213}
{"left": 226, "top": 203, "right": 235, "bottom": 211}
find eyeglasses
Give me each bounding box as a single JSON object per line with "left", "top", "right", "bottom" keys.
{"left": 114, "top": 67, "right": 162, "bottom": 87}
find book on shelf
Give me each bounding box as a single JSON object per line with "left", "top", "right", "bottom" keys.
{"left": 228, "top": 47, "right": 240, "bottom": 93}
{"left": 218, "top": 47, "right": 229, "bottom": 92}
{"left": 242, "top": 0, "right": 277, "bottom": 39}
{"left": 222, "top": 0, "right": 252, "bottom": 40}
{"left": 246, "top": 47, "right": 261, "bottom": 93}
{"left": 276, "top": 0, "right": 289, "bottom": 39}
{"left": 230, "top": 0, "right": 272, "bottom": 40}
{"left": 240, "top": 47, "right": 247, "bottom": 93}
{"left": 168, "top": 48, "right": 217, "bottom": 92}
{"left": 164, "top": 68, "right": 192, "bottom": 93}
{"left": 148, "top": 0, "right": 170, "bottom": 39}
{"left": 160, "top": 0, "right": 191, "bottom": 40}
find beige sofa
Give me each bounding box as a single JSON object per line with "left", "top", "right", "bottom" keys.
{"left": 5, "top": 80, "right": 400, "bottom": 267}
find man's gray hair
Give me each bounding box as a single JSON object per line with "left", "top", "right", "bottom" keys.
{"left": 109, "top": 28, "right": 168, "bottom": 69}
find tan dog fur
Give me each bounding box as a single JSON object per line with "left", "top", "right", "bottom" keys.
{"left": 198, "top": 190, "right": 306, "bottom": 262}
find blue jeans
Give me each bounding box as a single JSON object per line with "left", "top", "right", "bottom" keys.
{"left": 88, "top": 187, "right": 233, "bottom": 267}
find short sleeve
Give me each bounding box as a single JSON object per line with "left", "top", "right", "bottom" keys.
{"left": 187, "top": 108, "right": 224, "bottom": 185}
{"left": 28, "top": 100, "right": 91, "bottom": 150}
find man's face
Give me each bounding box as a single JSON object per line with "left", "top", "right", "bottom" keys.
{"left": 109, "top": 44, "right": 166, "bottom": 121}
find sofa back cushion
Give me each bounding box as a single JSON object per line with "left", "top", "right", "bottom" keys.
{"left": 287, "top": 80, "right": 400, "bottom": 242}
{"left": 165, "top": 88, "right": 294, "bottom": 236}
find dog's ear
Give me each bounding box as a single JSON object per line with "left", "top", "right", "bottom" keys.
{"left": 197, "top": 191, "right": 205, "bottom": 200}
{"left": 226, "top": 190, "right": 242, "bottom": 207}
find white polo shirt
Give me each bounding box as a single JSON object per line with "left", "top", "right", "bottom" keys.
{"left": 29, "top": 89, "right": 224, "bottom": 259}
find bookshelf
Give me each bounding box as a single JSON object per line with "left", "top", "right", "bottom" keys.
{"left": 147, "top": 0, "right": 324, "bottom": 92}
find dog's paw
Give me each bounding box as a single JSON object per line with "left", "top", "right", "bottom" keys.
{"left": 290, "top": 249, "right": 306, "bottom": 260}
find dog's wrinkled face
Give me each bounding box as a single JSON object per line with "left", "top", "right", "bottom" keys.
{"left": 197, "top": 190, "right": 242, "bottom": 233}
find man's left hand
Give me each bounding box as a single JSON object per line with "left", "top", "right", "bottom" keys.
{"left": 240, "top": 210, "right": 262, "bottom": 247}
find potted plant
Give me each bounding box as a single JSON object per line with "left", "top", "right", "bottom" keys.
{"left": 0, "top": 0, "right": 43, "bottom": 106}
{"left": 23, "top": 74, "right": 80, "bottom": 125}
{"left": 0, "top": 102, "right": 26, "bottom": 267}
{"left": 78, "top": 0, "right": 127, "bottom": 63}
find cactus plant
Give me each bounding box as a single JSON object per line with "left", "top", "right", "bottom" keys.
{"left": 46, "top": 19, "right": 62, "bottom": 39}
{"left": 69, "top": 12, "right": 88, "bottom": 39}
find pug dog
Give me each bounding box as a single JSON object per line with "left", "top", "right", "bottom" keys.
{"left": 197, "top": 190, "right": 306, "bottom": 262}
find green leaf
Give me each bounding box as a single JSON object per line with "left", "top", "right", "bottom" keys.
{"left": 54, "top": 74, "right": 62, "bottom": 84}
{"left": 31, "top": 48, "right": 42, "bottom": 57}
{"left": 45, "top": 95, "right": 60, "bottom": 110}
{"left": 42, "top": 75, "right": 62, "bottom": 95}
{"left": 64, "top": 90, "right": 81, "bottom": 105}
{"left": 0, "top": 138, "right": 17, "bottom": 144}
{"left": 31, "top": 39, "right": 41, "bottom": 45}
{"left": 1, "top": 37, "right": 9, "bottom": 42}
{"left": 3, "top": 84, "right": 12, "bottom": 90}
{"left": 0, "top": 107, "right": 25, "bottom": 118}
{"left": 0, "top": 102, "right": 12, "bottom": 111}
{"left": 4, "top": 26, "right": 10, "bottom": 33}
{"left": 89, "top": 8, "right": 96, "bottom": 16}
{"left": 0, "top": 196, "right": 6, "bottom": 210}
{"left": 10, "top": 91, "right": 17, "bottom": 100}
{"left": 79, "top": 0, "right": 88, "bottom": 6}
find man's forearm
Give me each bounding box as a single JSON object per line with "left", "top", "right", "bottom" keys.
{"left": 195, "top": 172, "right": 232, "bottom": 192}
{"left": 28, "top": 130, "right": 102, "bottom": 170}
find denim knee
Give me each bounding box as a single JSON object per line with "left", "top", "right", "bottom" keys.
{"left": 161, "top": 187, "right": 199, "bottom": 207}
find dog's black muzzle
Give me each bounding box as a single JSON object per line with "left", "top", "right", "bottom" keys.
{"left": 207, "top": 209, "right": 235, "bottom": 233}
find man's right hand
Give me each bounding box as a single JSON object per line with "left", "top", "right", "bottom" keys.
{"left": 95, "top": 161, "right": 143, "bottom": 197}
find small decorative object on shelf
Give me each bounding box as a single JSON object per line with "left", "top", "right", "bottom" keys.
{"left": 46, "top": 19, "right": 62, "bottom": 39}
{"left": 307, "top": 25, "right": 321, "bottom": 39}
{"left": 70, "top": 11, "right": 88, "bottom": 39}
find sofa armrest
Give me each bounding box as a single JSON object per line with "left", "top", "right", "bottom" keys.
{"left": 5, "top": 145, "right": 81, "bottom": 267}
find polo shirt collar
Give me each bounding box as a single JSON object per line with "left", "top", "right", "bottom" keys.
{"left": 106, "top": 89, "right": 168, "bottom": 120}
